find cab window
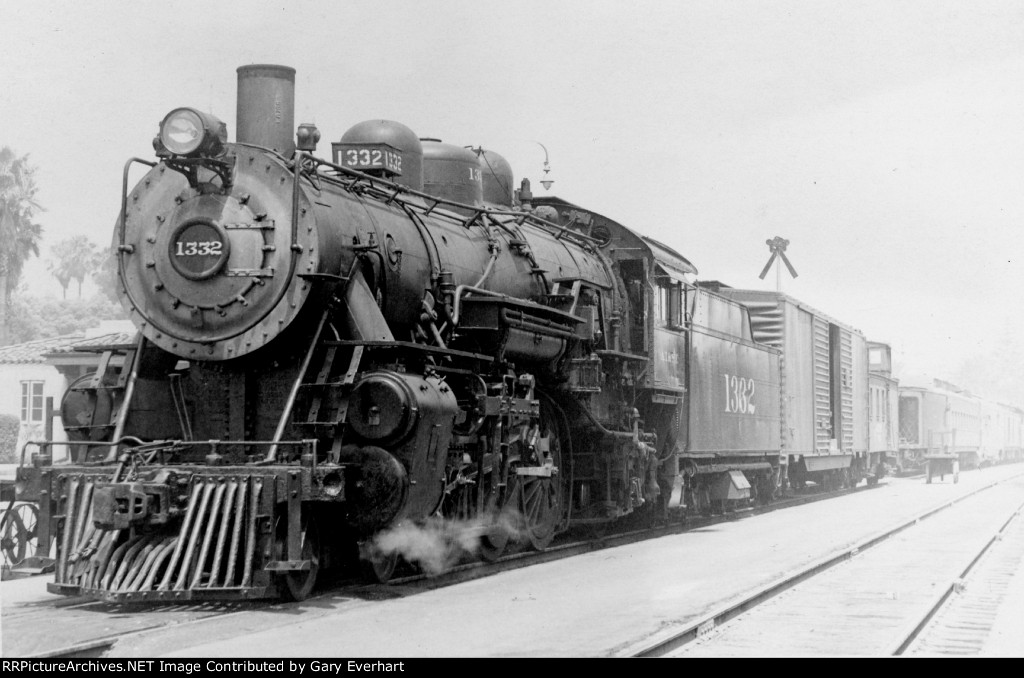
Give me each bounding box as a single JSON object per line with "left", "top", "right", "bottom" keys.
{"left": 656, "top": 279, "right": 684, "bottom": 329}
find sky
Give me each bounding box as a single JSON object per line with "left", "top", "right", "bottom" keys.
{"left": 3, "top": 0, "right": 1023, "bottom": 394}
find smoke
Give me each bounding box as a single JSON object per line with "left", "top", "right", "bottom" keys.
{"left": 363, "top": 510, "right": 524, "bottom": 576}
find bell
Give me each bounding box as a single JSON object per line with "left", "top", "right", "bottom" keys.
{"left": 296, "top": 122, "right": 321, "bottom": 152}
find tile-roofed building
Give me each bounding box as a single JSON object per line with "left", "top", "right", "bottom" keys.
{"left": 44, "top": 330, "right": 137, "bottom": 368}
{"left": 0, "top": 321, "right": 136, "bottom": 463}
{"left": 45, "top": 331, "right": 137, "bottom": 357}
{"left": 0, "top": 334, "right": 85, "bottom": 364}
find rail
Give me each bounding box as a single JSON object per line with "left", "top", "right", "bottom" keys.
{"left": 891, "top": 496, "right": 1024, "bottom": 655}
{"left": 626, "top": 468, "right": 1024, "bottom": 657}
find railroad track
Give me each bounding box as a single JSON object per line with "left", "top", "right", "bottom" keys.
{"left": 7, "top": 480, "right": 877, "bottom": 658}
{"left": 626, "top": 471, "right": 1024, "bottom": 657}
{"left": 386, "top": 479, "right": 880, "bottom": 591}
{"left": 899, "top": 496, "right": 1024, "bottom": 656}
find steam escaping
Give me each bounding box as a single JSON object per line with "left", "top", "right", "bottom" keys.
{"left": 363, "top": 510, "right": 524, "bottom": 576}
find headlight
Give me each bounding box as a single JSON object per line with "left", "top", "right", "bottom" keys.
{"left": 158, "top": 107, "right": 227, "bottom": 157}
{"left": 162, "top": 109, "right": 204, "bottom": 154}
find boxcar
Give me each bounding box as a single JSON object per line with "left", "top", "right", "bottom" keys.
{"left": 704, "top": 287, "right": 877, "bottom": 489}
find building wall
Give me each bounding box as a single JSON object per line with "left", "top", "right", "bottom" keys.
{"left": 0, "top": 363, "right": 70, "bottom": 462}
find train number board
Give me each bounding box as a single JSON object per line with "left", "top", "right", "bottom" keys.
{"left": 332, "top": 142, "right": 403, "bottom": 175}
{"left": 723, "top": 373, "right": 757, "bottom": 415}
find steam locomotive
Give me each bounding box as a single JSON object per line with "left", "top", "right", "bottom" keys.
{"left": 15, "top": 65, "right": 891, "bottom": 602}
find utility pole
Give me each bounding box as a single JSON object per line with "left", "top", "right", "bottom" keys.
{"left": 759, "top": 236, "right": 798, "bottom": 292}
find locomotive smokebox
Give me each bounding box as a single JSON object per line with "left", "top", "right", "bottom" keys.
{"left": 236, "top": 64, "right": 296, "bottom": 156}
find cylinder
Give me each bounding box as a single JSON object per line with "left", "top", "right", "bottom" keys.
{"left": 348, "top": 371, "right": 418, "bottom": 444}
{"left": 236, "top": 64, "right": 296, "bottom": 156}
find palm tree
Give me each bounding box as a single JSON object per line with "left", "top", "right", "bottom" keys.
{"left": 47, "top": 258, "right": 72, "bottom": 299}
{"left": 49, "top": 235, "right": 98, "bottom": 299}
{"left": 0, "top": 147, "right": 44, "bottom": 346}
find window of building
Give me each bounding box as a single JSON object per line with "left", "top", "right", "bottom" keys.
{"left": 20, "top": 381, "right": 45, "bottom": 423}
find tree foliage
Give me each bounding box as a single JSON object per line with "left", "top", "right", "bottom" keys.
{"left": 48, "top": 260, "right": 73, "bottom": 299}
{"left": 0, "top": 413, "right": 18, "bottom": 463}
{"left": 0, "top": 147, "right": 44, "bottom": 346}
{"left": 48, "top": 235, "right": 102, "bottom": 299}
{"left": 6, "top": 294, "right": 127, "bottom": 345}
{"left": 952, "top": 322, "right": 1024, "bottom": 407}
{"left": 92, "top": 247, "right": 120, "bottom": 304}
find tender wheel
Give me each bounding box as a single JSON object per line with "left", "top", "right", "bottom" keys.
{"left": 276, "top": 514, "right": 320, "bottom": 601}
{"left": 691, "top": 483, "right": 712, "bottom": 516}
{"left": 754, "top": 472, "right": 776, "bottom": 505}
{"left": 1, "top": 503, "right": 38, "bottom": 567}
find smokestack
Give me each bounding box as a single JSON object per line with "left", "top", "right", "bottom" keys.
{"left": 236, "top": 64, "right": 296, "bottom": 156}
